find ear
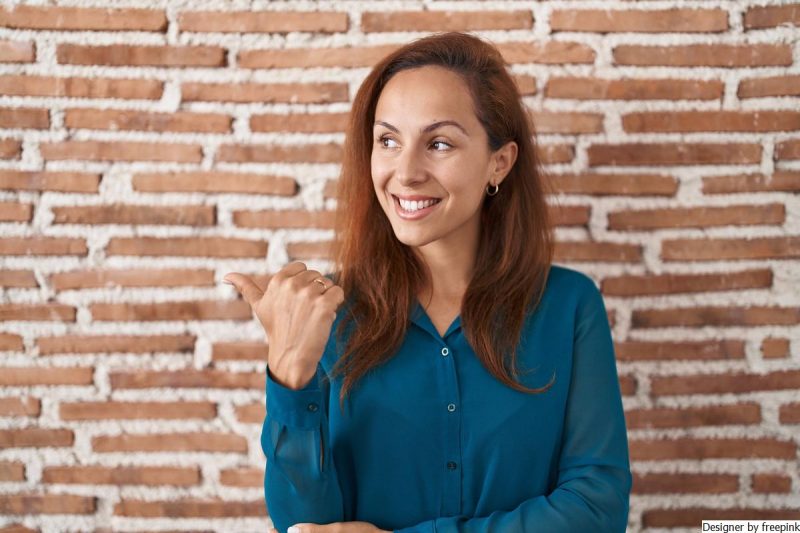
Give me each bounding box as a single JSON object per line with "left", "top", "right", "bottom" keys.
{"left": 489, "top": 140, "right": 518, "bottom": 186}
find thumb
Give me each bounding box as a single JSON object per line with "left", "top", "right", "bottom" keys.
{"left": 223, "top": 272, "right": 264, "bottom": 307}
{"left": 288, "top": 524, "right": 319, "bottom": 533}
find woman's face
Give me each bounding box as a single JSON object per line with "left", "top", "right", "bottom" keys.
{"left": 370, "top": 65, "right": 515, "bottom": 251}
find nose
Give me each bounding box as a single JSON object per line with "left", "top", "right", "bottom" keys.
{"left": 395, "top": 146, "right": 427, "bottom": 186}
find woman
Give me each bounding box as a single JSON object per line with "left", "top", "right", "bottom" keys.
{"left": 225, "top": 31, "right": 631, "bottom": 533}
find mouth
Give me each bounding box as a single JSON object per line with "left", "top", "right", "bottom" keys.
{"left": 392, "top": 194, "right": 442, "bottom": 220}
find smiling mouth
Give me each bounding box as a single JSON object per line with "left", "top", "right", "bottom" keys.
{"left": 392, "top": 194, "right": 442, "bottom": 218}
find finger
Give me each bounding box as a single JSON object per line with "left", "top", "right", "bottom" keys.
{"left": 288, "top": 524, "right": 324, "bottom": 533}
{"left": 222, "top": 272, "right": 264, "bottom": 307}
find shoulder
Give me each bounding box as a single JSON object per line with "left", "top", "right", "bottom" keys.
{"left": 544, "top": 264, "right": 602, "bottom": 303}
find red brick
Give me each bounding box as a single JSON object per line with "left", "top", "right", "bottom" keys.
{"left": 762, "top": 337, "right": 790, "bottom": 359}
{"left": 588, "top": 143, "right": 761, "bottom": 166}
{"left": 40, "top": 140, "right": 202, "bottom": 163}
{"left": 93, "top": 432, "right": 247, "bottom": 453}
{"left": 52, "top": 204, "right": 215, "bottom": 226}
{"left": 626, "top": 403, "right": 760, "bottom": 429}
{"left": 0, "top": 522, "right": 36, "bottom": 533}
{"left": 0, "top": 171, "right": 100, "bottom": 193}
{"left": 751, "top": 473, "right": 792, "bottom": 493}
{"left": 551, "top": 173, "right": 678, "bottom": 196}
{"left": 0, "top": 461, "right": 25, "bottom": 481}
{"left": 0, "top": 6, "right": 166, "bottom": 30}
{"left": 623, "top": 111, "right": 800, "bottom": 132}
{"left": 539, "top": 144, "right": 574, "bottom": 164}
{"left": 217, "top": 143, "right": 342, "bottom": 164}
{"left": 615, "top": 339, "right": 745, "bottom": 361}
{"left": 0, "top": 493, "right": 94, "bottom": 514}
{"left": 286, "top": 240, "right": 334, "bottom": 260}
{"left": 0, "top": 428, "right": 73, "bottom": 448}
{"left": 182, "top": 81, "right": 348, "bottom": 103}
{"left": 776, "top": 139, "right": 800, "bottom": 160}
{"left": 0, "top": 139, "right": 21, "bottom": 158}
{"left": 644, "top": 508, "right": 800, "bottom": 527}
{"left": 57, "top": 44, "right": 225, "bottom": 67}
{"left": 0, "top": 108, "right": 48, "bottom": 129}
{"left": 738, "top": 75, "right": 800, "bottom": 98}
{"left": 619, "top": 376, "right": 636, "bottom": 396}
{"left": 779, "top": 402, "right": 800, "bottom": 423}
{"left": 602, "top": 269, "right": 772, "bottom": 297}
{"left": 235, "top": 403, "right": 265, "bottom": 424}
{"left": 43, "top": 465, "right": 200, "bottom": 486}
{"left": 38, "top": 334, "right": 195, "bottom": 355}
{"left": 0, "top": 270, "right": 37, "bottom": 288}
{"left": 608, "top": 203, "right": 784, "bottom": 230}
{"left": 0, "top": 40, "right": 34, "bottom": 62}
{"left": 630, "top": 437, "right": 796, "bottom": 460}
{"left": 0, "top": 304, "right": 76, "bottom": 322}
{"left": 513, "top": 75, "right": 537, "bottom": 96}
{"left": 703, "top": 171, "right": 800, "bottom": 194}
{"left": 50, "top": 269, "right": 214, "bottom": 291}
{"left": 634, "top": 305, "right": 800, "bottom": 328}
{"left": 551, "top": 8, "right": 727, "bottom": 33}
{"left": 545, "top": 76, "right": 724, "bottom": 100}
{"left": 554, "top": 241, "right": 642, "bottom": 263}
{"left": 531, "top": 111, "right": 603, "bottom": 134}
{"left": 633, "top": 472, "right": 738, "bottom": 494}
{"left": 744, "top": 4, "right": 800, "bottom": 30}
{"left": 239, "top": 44, "right": 398, "bottom": 69}
{"left": 0, "top": 397, "right": 40, "bottom": 417}
{"left": 0, "top": 332, "right": 24, "bottom": 353}
{"left": 552, "top": 204, "right": 590, "bottom": 227}
{"left": 212, "top": 341, "right": 267, "bottom": 362}
{"left": 114, "top": 498, "right": 265, "bottom": 517}
{"left": 651, "top": 370, "right": 800, "bottom": 396}
{"left": 662, "top": 236, "right": 800, "bottom": 261}
{"left": 106, "top": 236, "right": 266, "bottom": 258}
{"left": 60, "top": 401, "right": 215, "bottom": 420}
{"left": 65, "top": 108, "right": 231, "bottom": 133}
{"left": 497, "top": 41, "right": 595, "bottom": 64}
{"left": 179, "top": 10, "right": 347, "bottom": 33}
{"left": 0, "top": 331, "right": 24, "bottom": 349}
{"left": 361, "top": 10, "right": 533, "bottom": 32}
{"left": 0, "top": 75, "right": 162, "bottom": 99}
{"left": 0, "top": 202, "right": 31, "bottom": 222}
{"left": 90, "top": 300, "right": 251, "bottom": 321}
{"left": 250, "top": 112, "right": 348, "bottom": 133}
{"left": 220, "top": 467, "right": 262, "bottom": 487}
{"left": 0, "top": 367, "right": 92, "bottom": 386}
{"left": 0, "top": 236, "right": 86, "bottom": 256}
{"left": 233, "top": 209, "right": 335, "bottom": 229}
{"left": 133, "top": 171, "right": 297, "bottom": 195}
{"left": 614, "top": 44, "right": 792, "bottom": 67}
{"left": 109, "top": 370, "right": 262, "bottom": 390}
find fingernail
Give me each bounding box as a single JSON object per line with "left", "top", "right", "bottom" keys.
{"left": 288, "top": 527, "right": 300, "bottom": 533}
{"left": 222, "top": 278, "right": 233, "bottom": 285}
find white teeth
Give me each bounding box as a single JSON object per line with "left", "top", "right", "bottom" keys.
{"left": 398, "top": 198, "right": 439, "bottom": 211}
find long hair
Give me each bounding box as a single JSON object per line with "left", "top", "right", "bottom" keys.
{"left": 327, "top": 31, "right": 556, "bottom": 412}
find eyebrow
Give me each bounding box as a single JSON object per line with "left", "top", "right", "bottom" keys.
{"left": 374, "top": 120, "right": 469, "bottom": 137}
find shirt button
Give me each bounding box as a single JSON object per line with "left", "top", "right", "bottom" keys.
{"left": 447, "top": 403, "right": 456, "bottom": 412}
{"left": 447, "top": 461, "right": 458, "bottom": 470}
{"left": 307, "top": 403, "right": 318, "bottom": 412}
{"left": 441, "top": 347, "right": 449, "bottom": 356}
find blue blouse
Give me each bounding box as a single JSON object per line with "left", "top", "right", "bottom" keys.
{"left": 261, "top": 264, "right": 632, "bottom": 532}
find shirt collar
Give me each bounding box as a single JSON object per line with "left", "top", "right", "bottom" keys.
{"left": 410, "top": 298, "right": 462, "bottom": 340}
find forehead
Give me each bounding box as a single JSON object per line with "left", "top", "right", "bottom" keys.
{"left": 374, "top": 65, "right": 478, "bottom": 126}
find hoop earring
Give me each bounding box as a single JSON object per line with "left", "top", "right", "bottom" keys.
{"left": 486, "top": 183, "right": 499, "bottom": 196}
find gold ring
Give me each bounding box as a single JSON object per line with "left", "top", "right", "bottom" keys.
{"left": 313, "top": 278, "right": 327, "bottom": 291}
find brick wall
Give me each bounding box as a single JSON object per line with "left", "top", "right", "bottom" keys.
{"left": 0, "top": 1, "right": 798, "bottom": 531}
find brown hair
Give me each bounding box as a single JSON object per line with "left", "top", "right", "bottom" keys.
{"left": 327, "top": 31, "right": 556, "bottom": 412}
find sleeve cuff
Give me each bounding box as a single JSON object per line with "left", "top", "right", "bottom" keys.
{"left": 266, "top": 364, "right": 325, "bottom": 430}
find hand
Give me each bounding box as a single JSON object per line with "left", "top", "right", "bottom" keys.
{"left": 269, "top": 522, "right": 391, "bottom": 533}
{"left": 224, "top": 261, "right": 345, "bottom": 390}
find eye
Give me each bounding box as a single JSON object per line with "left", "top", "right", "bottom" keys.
{"left": 431, "top": 140, "right": 452, "bottom": 152}
{"left": 377, "top": 135, "right": 398, "bottom": 149}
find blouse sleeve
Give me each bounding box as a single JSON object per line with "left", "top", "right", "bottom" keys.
{"left": 394, "top": 280, "right": 632, "bottom": 533}
{"left": 262, "top": 361, "right": 345, "bottom": 533}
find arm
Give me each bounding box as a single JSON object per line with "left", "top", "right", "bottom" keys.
{"left": 394, "top": 280, "right": 632, "bottom": 533}
{"left": 262, "top": 362, "right": 345, "bottom": 533}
